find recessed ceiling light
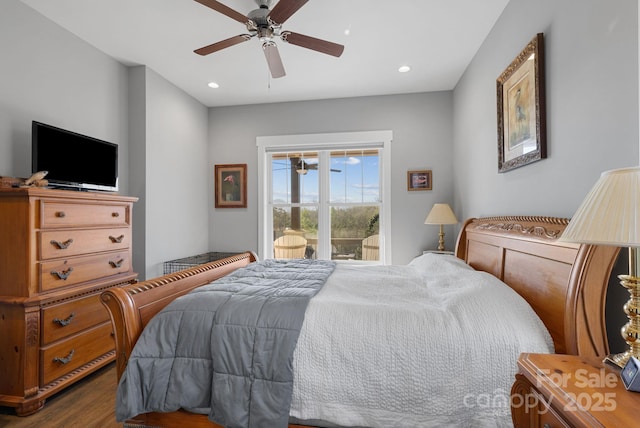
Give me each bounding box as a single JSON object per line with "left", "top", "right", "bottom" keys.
{"left": 208, "top": 82, "right": 220, "bottom": 89}
{"left": 398, "top": 65, "right": 411, "bottom": 73}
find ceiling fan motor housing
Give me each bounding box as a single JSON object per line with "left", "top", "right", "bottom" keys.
{"left": 247, "top": 7, "right": 279, "bottom": 40}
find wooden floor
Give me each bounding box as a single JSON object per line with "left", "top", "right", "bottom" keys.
{"left": 0, "top": 363, "right": 122, "bottom": 428}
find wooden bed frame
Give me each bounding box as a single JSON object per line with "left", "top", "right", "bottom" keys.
{"left": 101, "top": 216, "right": 620, "bottom": 428}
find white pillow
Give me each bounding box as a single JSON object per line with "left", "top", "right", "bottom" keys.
{"left": 408, "top": 252, "right": 474, "bottom": 274}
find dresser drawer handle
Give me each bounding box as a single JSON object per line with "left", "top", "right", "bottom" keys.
{"left": 543, "top": 424, "right": 551, "bottom": 428}
{"left": 53, "top": 349, "right": 75, "bottom": 365}
{"left": 109, "top": 259, "right": 124, "bottom": 268}
{"left": 112, "top": 212, "right": 120, "bottom": 217}
{"left": 55, "top": 211, "right": 66, "bottom": 218}
{"left": 52, "top": 312, "right": 75, "bottom": 327}
{"left": 51, "top": 267, "right": 73, "bottom": 280}
{"left": 109, "top": 235, "right": 125, "bottom": 243}
{"left": 50, "top": 239, "right": 74, "bottom": 249}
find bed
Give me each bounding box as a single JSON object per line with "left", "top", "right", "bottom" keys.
{"left": 101, "top": 216, "right": 620, "bottom": 428}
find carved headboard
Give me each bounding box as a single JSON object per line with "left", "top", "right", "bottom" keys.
{"left": 455, "top": 216, "right": 619, "bottom": 357}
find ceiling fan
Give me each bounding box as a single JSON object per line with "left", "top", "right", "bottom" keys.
{"left": 193, "top": 0, "right": 345, "bottom": 78}
{"left": 295, "top": 159, "right": 341, "bottom": 174}
{"left": 272, "top": 159, "right": 341, "bottom": 175}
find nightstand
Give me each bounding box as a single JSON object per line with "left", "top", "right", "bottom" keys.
{"left": 511, "top": 353, "right": 640, "bottom": 427}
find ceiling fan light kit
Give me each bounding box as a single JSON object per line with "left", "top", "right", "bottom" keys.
{"left": 193, "top": 0, "right": 344, "bottom": 78}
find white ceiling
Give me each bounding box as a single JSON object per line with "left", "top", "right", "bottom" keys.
{"left": 21, "top": 0, "right": 510, "bottom": 108}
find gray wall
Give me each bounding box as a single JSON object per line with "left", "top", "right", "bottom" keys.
{"left": 127, "top": 66, "right": 210, "bottom": 279}
{"left": 1, "top": 1, "right": 211, "bottom": 280}
{"left": 0, "top": 0, "right": 130, "bottom": 194}
{"left": 208, "top": 92, "right": 455, "bottom": 264}
{"left": 453, "top": 0, "right": 638, "bottom": 222}
{"left": 453, "top": 0, "right": 638, "bottom": 354}
{"left": 141, "top": 67, "right": 210, "bottom": 279}
{"left": 128, "top": 66, "right": 147, "bottom": 280}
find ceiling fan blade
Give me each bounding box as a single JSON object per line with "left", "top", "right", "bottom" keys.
{"left": 281, "top": 31, "right": 344, "bottom": 57}
{"left": 263, "top": 42, "right": 286, "bottom": 78}
{"left": 193, "top": 0, "right": 250, "bottom": 25}
{"left": 194, "top": 34, "right": 251, "bottom": 56}
{"left": 267, "top": 0, "right": 309, "bottom": 25}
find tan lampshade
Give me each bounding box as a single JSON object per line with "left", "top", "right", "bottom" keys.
{"left": 561, "top": 167, "right": 640, "bottom": 247}
{"left": 424, "top": 203, "right": 458, "bottom": 225}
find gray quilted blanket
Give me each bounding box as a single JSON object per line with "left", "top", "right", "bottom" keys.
{"left": 115, "top": 258, "right": 336, "bottom": 428}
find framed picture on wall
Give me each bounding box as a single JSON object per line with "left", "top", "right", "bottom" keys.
{"left": 215, "top": 164, "right": 247, "bottom": 208}
{"left": 496, "top": 33, "right": 547, "bottom": 173}
{"left": 407, "top": 170, "right": 432, "bottom": 191}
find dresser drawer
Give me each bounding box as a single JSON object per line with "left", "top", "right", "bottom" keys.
{"left": 40, "top": 252, "right": 131, "bottom": 292}
{"left": 41, "top": 293, "right": 110, "bottom": 345}
{"left": 39, "top": 228, "right": 130, "bottom": 260}
{"left": 41, "top": 322, "right": 114, "bottom": 386}
{"left": 40, "top": 200, "right": 130, "bottom": 228}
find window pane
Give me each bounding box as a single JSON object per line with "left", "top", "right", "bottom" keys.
{"left": 330, "top": 150, "right": 379, "bottom": 203}
{"left": 272, "top": 206, "right": 293, "bottom": 236}
{"left": 271, "top": 157, "right": 291, "bottom": 204}
{"left": 272, "top": 206, "right": 318, "bottom": 259}
{"left": 331, "top": 206, "right": 379, "bottom": 261}
{"left": 271, "top": 152, "right": 318, "bottom": 204}
{"left": 298, "top": 155, "right": 319, "bottom": 203}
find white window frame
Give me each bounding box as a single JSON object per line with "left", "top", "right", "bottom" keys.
{"left": 257, "top": 130, "right": 392, "bottom": 264}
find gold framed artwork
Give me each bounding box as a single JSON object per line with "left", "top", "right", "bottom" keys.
{"left": 214, "top": 164, "right": 247, "bottom": 208}
{"left": 497, "top": 33, "right": 546, "bottom": 173}
{"left": 407, "top": 170, "right": 432, "bottom": 191}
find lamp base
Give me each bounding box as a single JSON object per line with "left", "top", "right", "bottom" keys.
{"left": 437, "top": 224, "right": 445, "bottom": 252}
{"left": 604, "top": 261, "right": 640, "bottom": 370}
{"left": 604, "top": 350, "right": 632, "bottom": 370}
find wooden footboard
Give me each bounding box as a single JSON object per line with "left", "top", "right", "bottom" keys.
{"left": 101, "top": 251, "right": 257, "bottom": 380}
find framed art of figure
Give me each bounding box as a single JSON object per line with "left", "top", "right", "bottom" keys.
{"left": 215, "top": 164, "right": 247, "bottom": 208}
{"left": 496, "top": 33, "right": 546, "bottom": 173}
{"left": 407, "top": 170, "right": 432, "bottom": 191}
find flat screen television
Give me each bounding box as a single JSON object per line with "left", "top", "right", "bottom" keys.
{"left": 32, "top": 121, "right": 118, "bottom": 192}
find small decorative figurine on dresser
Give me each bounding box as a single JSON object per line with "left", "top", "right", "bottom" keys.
{"left": 20, "top": 170, "right": 49, "bottom": 187}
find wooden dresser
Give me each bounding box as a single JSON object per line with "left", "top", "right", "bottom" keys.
{"left": 0, "top": 187, "right": 137, "bottom": 415}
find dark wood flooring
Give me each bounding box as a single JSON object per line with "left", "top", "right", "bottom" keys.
{"left": 0, "top": 363, "right": 121, "bottom": 428}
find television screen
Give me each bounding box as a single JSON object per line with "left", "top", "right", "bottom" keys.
{"left": 32, "top": 121, "right": 118, "bottom": 192}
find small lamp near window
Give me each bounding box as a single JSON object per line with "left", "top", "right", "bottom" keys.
{"left": 560, "top": 167, "right": 640, "bottom": 369}
{"left": 424, "top": 203, "right": 458, "bottom": 252}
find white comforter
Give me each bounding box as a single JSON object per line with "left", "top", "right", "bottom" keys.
{"left": 290, "top": 253, "right": 554, "bottom": 427}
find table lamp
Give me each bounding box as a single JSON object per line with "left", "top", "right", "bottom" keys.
{"left": 424, "top": 203, "right": 458, "bottom": 251}
{"left": 560, "top": 167, "right": 640, "bottom": 368}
